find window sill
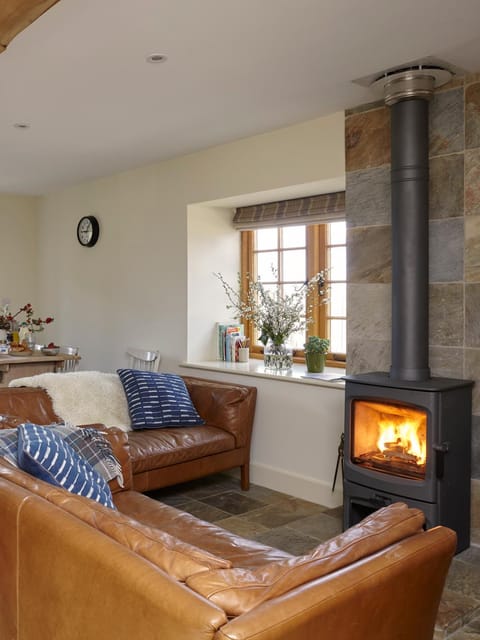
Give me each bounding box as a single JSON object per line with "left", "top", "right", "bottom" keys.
{"left": 180, "top": 360, "right": 346, "bottom": 390}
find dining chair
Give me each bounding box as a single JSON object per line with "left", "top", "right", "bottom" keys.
{"left": 126, "top": 347, "right": 161, "bottom": 372}
{"left": 59, "top": 346, "right": 80, "bottom": 372}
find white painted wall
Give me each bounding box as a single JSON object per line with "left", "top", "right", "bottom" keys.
{"left": 187, "top": 204, "right": 239, "bottom": 361}
{"left": 0, "top": 194, "right": 43, "bottom": 326}
{"left": 182, "top": 367, "right": 345, "bottom": 507}
{"left": 29, "top": 111, "right": 346, "bottom": 504}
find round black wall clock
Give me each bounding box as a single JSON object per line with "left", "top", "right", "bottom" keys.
{"left": 77, "top": 215, "right": 100, "bottom": 247}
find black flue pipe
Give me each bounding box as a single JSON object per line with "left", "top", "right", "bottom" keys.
{"left": 390, "top": 97, "right": 431, "bottom": 381}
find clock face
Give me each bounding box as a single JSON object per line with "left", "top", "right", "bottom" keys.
{"left": 77, "top": 216, "right": 99, "bottom": 247}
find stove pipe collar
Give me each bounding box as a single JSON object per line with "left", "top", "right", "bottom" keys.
{"left": 370, "top": 66, "right": 452, "bottom": 105}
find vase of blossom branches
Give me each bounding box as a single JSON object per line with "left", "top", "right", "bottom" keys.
{"left": 215, "top": 269, "right": 328, "bottom": 371}
{"left": 0, "top": 303, "right": 54, "bottom": 347}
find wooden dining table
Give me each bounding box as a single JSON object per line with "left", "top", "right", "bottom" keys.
{"left": 0, "top": 354, "right": 81, "bottom": 386}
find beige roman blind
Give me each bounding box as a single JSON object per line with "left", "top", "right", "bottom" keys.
{"left": 232, "top": 191, "right": 345, "bottom": 230}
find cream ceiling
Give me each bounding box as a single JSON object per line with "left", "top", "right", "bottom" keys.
{"left": 1, "top": 0, "right": 480, "bottom": 195}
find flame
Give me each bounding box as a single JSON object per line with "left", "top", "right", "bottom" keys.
{"left": 377, "top": 418, "right": 426, "bottom": 465}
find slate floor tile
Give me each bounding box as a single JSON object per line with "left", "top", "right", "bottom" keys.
{"left": 201, "top": 490, "right": 267, "bottom": 515}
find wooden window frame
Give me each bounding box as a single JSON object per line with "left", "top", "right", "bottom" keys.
{"left": 240, "top": 224, "right": 346, "bottom": 368}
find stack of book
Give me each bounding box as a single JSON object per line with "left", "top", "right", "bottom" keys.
{"left": 216, "top": 323, "right": 245, "bottom": 362}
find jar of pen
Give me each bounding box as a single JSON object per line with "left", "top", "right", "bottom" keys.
{"left": 237, "top": 337, "right": 250, "bottom": 363}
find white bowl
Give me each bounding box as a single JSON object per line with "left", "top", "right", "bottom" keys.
{"left": 41, "top": 347, "right": 60, "bottom": 356}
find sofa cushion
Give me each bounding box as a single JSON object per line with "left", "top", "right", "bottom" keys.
{"left": 17, "top": 423, "right": 115, "bottom": 509}
{"left": 0, "top": 428, "right": 19, "bottom": 467}
{"left": 117, "top": 369, "right": 204, "bottom": 429}
{"left": 128, "top": 425, "right": 236, "bottom": 473}
{"left": 185, "top": 502, "right": 425, "bottom": 615}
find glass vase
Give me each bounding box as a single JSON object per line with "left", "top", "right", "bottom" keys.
{"left": 263, "top": 340, "right": 293, "bottom": 371}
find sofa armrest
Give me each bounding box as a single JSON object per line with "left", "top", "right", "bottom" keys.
{"left": 81, "top": 424, "right": 133, "bottom": 493}
{"left": 182, "top": 376, "right": 257, "bottom": 448}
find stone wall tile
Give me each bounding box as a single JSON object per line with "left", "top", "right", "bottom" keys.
{"left": 465, "top": 148, "right": 480, "bottom": 216}
{"left": 429, "top": 283, "right": 464, "bottom": 347}
{"left": 429, "top": 153, "right": 464, "bottom": 219}
{"left": 430, "top": 88, "right": 464, "bottom": 156}
{"left": 466, "top": 73, "right": 480, "bottom": 85}
{"left": 465, "top": 350, "right": 480, "bottom": 416}
{"left": 345, "top": 100, "right": 384, "bottom": 117}
{"left": 466, "top": 82, "right": 480, "bottom": 149}
{"left": 346, "top": 339, "right": 391, "bottom": 376}
{"left": 466, "top": 283, "right": 480, "bottom": 347}
{"left": 347, "top": 283, "right": 391, "bottom": 342}
{"left": 429, "top": 218, "right": 464, "bottom": 283}
{"left": 345, "top": 107, "right": 390, "bottom": 172}
{"left": 347, "top": 225, "right": 391, "bottom": 283}
{"left": 346, "top": 167, "right": 390, "bottom": 228}
{"left": 465, "top": 215, "right": 480, "bottom": 283}
{"left": 429, "top": 346, "right": 464, "bottom": 379}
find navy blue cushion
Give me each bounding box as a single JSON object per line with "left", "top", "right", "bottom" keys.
{"left": 117, "top": 369, "right": 205, "bottom": 429}
{"left": 17, "top": 423, "right": 115, "bottom": 509}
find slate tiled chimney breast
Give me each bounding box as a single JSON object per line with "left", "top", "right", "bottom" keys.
{"left": 345, "top": 73, "right": 480, "bottom": 478}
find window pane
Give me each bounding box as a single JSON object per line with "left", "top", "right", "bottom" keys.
{"left": 289, "top": 328, "right": 306, "bottom": 350}
{"left": 329, "top": 221, "right": 346, "bottom": 245}
{"left": 328, "top": 246, "right": 346, "bottom": 281}
{"left": 329, "top": 283, "right": 346, "bottom": 316}
{"left": 256, "top": 252, "right": 278, "bottom": 281}
{"left": 329, "top": 319, "right": 346, "bottom": 353}
{"left": 256, "top": 228, "right": 278, "bottom": 250}
{"left": 282, "top": 249, "right": 306, "bottom": 281}
{"left": 282, "top": 225, "right": 305, "bottom": 248}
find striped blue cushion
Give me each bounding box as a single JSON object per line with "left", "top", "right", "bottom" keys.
{"left": 17, "top": 423, "right": 115, "bottom": 509}
{"left": 117, "top": 369, "right": 205, "bottom": 429}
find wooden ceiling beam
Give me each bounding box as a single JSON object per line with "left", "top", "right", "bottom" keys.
{"left": 0, "top": 0, "right": 60, "bottom": 52}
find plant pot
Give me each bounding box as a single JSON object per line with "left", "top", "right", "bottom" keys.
{"left": 305, "top": 352, "right": 326, "bottom": 373}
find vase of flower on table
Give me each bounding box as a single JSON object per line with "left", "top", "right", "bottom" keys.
{"left": 0, "top": 303, "right": 54, "bottom": 351}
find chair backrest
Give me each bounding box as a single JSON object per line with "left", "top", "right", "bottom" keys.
{"left": 126, "top": 347, "right": 160, "bottom": 372}
{"left": 59, "top": 346, "right": 80, "bottom": 372}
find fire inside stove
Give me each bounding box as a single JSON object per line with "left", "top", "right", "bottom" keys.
{"left": 351, "top": 400, "right": 427, "bottom": 480}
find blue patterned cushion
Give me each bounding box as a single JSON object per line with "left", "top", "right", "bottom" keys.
{"left": 117, "top": 369, "right": 205, "bottom": 429}
{"left": 17, "top": 423, "right": 116, "bottom": 509}
{"left": 0, "top": 428, "right": 19, "bottom": 467}
{"left": 0, "top": 423, "right": 123, "bottom": 486}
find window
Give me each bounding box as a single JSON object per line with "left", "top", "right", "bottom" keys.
{"left": 241, "top": 221, "right": 346, "bottom": 366}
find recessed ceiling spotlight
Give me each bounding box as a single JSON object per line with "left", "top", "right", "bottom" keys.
{"left": 146, "top": 53, "right": 168, "bottom": 64}
{"left": 13, "top": 122, "right": 30, "bottom": 129}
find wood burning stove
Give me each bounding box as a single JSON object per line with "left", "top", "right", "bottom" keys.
{"left": 343, "top": 66, "right": 474, "bottom": 552}
{"left": 343, "top": 372, "right": 473, "bottom": 552}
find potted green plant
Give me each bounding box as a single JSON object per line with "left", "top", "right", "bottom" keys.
{"left": 304, "top": 336, "right": 329, "bottom": 373}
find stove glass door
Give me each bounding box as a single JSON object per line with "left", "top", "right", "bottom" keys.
{"left": 351, "top": 400, "right": 427, "bottom": 480}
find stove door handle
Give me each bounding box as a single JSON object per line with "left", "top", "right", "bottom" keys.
{"left": 433, "top": 442, "right": 449, "bottom": 479}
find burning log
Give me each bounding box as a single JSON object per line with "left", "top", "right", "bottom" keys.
{"left": 354, "top": 450, "right": 426, "bottom": 480}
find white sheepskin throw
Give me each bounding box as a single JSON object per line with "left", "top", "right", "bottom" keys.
{"left": 9, "top": 371, "right": 132, "bottom": 432}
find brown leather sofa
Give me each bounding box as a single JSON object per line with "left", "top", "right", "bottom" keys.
{"left": 0, "top": 375, "right": 257, "bottom": 492}
{"left": 0, "top": 422, "right": 455, "bottom": 640}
